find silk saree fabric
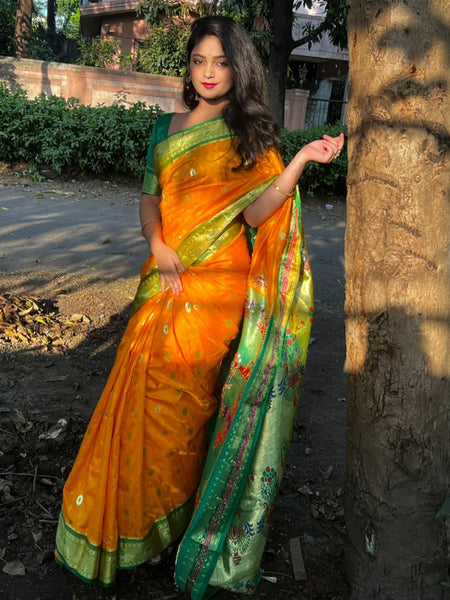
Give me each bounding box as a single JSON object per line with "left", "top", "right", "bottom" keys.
{"left": 173, "top": 128, "right": 313, "bottom": 598}
{"left": 54, "top": 115, "right": 313, "bottom": 595}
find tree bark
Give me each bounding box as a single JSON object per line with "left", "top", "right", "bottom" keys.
{"left": 47, "top": 0, "right": 57, "bottom": 34}
{"left": 267, "top": 0, "right": 293, "bottom": 128}
{"left": 345, "top": 1, "right": 450, "bottom": 599}
{"left": 14, "top": 0, "right": 33, "bottom": 58}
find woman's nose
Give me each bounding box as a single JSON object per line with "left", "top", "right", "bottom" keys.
{"left": 204, "top": 60, "right": 214, "bottom": 78}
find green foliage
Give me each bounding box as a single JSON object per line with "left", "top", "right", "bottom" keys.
{"left": 56, "top": 0, "right": 80, "bottom": 38}
{"left": 136, "top": 0, "right": 191, "bottom": 76}
{"left": 136, "top": 0, "right": 189, "bottom": 26}
{"left": 0, "top": 83, "right": 164, "bottom": 178}
{"left": 279, "top": 123, "right": 348, "bottom": 196}
{"left": 0, "top": 0, "right": 16, "bottom": 56}
{"left": 138, "top": 24, "right": 190, "bottom": 77}
{"left": 77, "top": 38, "right": 122, "bottom": 69}
{"left": 0, "top": 83, "right": 347, "bottom": 195}
{"left": 30, "top": 27, "right": 60, "bottom": 62}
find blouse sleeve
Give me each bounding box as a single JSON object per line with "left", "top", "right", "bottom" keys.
{"left": 142, "top": 124, "right": 162, "bottom": 196}
{"left": 141, "top": 113, "right": 172, "bottom": 196}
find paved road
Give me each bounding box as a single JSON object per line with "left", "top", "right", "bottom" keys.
{"left": 0, "top": 180, "right": 345, "bottom": 285}
{"left": 0, "top": 177, "right": 348, "bottom": 509}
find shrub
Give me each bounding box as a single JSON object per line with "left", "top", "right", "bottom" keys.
{"left": 0, "top": 83, "right": 347, "bottom": 195}
{"left": 0, "top": 83, "right": 164, "bottom": 178}
{"left": 279, "top": 123, "right": 348, "bottom": 196}
{"left": 138, "top": 24, "right": 190, "bottom": 77}
{"left": 77, "top": 38, "right": 122, "bottom": 69}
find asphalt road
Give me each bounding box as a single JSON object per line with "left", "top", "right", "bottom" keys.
{"left": 0, "top": 180, "right": 345, "bottom": 286}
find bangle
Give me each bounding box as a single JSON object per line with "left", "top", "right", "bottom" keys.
{"left": 140, "top": 220, "right": 161, "bottom": 237}
{"left": 271, "top": 181, "right": 293, "bottom": 198}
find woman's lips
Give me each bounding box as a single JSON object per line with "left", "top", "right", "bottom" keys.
{"left": 202, "top": 83, "right": 217, "bottom": 89}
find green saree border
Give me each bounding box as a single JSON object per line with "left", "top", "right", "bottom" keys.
{"left": 131, "top": 178, "right": 276, "bottom": 315}
{"left": 56, "top": 495, "right": 194, "bottom": 586}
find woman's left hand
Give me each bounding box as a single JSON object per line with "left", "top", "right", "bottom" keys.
{"left": 299, "top": 133, "right": 345, "bottom": 165}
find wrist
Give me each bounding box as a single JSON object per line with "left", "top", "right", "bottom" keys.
{"left": 149, "top": 235, "right": 164, "bottom": 254}
{"left": 295, "top": 147, "right": 310, "bottom": 168}
{"left": 271, "top": 181, "right": 293, "bottom": 198}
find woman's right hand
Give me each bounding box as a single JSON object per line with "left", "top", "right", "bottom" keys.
{"left": 150, "top": 238, "right": 185, "bottom": 295}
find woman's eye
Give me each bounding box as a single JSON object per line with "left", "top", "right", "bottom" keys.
{"left": 218, "top": 61, "right": 229, "bottom": 67}
{"left": 193, "top": 58, "right": 203, "bottom": 65}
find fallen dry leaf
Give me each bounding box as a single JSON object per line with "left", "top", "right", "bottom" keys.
{"left": 45, "top": 375, "right": 68, "bottom": 382}
{"left": 2, "top": 559, "right": 26, "bottom": 576}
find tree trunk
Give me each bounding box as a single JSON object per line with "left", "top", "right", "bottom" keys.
{"left": 345, "top": 1, "right": 450, "bottom": 599}
{"left": 267, "top": 0, "right": 293, "bottom": 128}
{"left": 47, "top": 0, "right": 57, "bottom": 34}
{"left": 14, "top": 0, "right": 33, "bottom": 58}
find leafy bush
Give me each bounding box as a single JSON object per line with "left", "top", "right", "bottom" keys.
{"left": 0, "top": 83, "right": 347, "bottom": 195}
{"left": 77, "top": 38, "right": 122, "bottom": 69}
{"left": 0, "top": 83, "right": 164, "bottom": 178}
{"left": 138, "top": 24, "right": 190, "bottom": 77}
{"left": 280, "top": 123, "right": 348, "bottom": 196}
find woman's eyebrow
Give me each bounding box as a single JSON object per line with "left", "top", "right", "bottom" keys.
{"left": 191, "top": 53, "right": 228, "bottom": 59}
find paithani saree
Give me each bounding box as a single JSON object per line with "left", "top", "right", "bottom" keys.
{"left": 54, "top": 115, "right": 313, "bottom": 597}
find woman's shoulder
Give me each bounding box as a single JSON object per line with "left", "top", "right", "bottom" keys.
{"left": 167, "top": 111, "right": 192, "bottom": 136}
{"left": 153, "top": 111, "right": 193, "bottom": 140}
{"left": 153, "top": 112, "right": 173, "bottom": 137}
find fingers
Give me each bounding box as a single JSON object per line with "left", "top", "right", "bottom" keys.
{"left": 154, "top": 246, "right": 185, "bottom": 295}
{"left": 159, "top": 257, "right": 184, "bottom": 295}
{"left": 160, "top": 270, "right": 183, "bottom": 295}
{"left": 323, "top": 133, "right": 345, "bottom": 160}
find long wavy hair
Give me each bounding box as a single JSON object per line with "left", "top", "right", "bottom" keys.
{"left": 182, "top": 16, "right": 279, "bottom": 170}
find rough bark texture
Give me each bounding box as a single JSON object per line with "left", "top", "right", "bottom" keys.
{"left": 13, "top": 0, "right": 32, "bottom": 58}
{"left": 345, "top": 1, "right": 450, "bottom": 599}
{"left": 267, "top": 0, "right": 293, "bottom": 127}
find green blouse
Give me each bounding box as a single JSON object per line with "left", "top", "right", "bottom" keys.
{"left": 141, "top": 112, "right": 173, "bottom": 196}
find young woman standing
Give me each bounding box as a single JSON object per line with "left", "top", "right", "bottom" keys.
{"left": 55, "top": 15, "right": 343, "bottom": 600}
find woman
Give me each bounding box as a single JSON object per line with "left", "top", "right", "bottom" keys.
{"left": 55, "top": 15, "right": 343, "bottom": 599}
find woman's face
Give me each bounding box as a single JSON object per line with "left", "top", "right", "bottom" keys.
{"left": 189, "top": 35, "right": 234, "bottom": 103}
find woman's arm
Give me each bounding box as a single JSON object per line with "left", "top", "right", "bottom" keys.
{"left": 140, "top": 193, "right": 185, "bottom": 295}
{"left": 243, "top": 133, "right": 344, "bottom": 228}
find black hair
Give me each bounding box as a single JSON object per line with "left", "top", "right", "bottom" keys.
{"left": 182, "top": 16, "right": 279, "bottom": 170}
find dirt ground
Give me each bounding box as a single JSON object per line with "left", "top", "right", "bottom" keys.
{"left": 0, "top": 170, "right": 348, "bottom": 600}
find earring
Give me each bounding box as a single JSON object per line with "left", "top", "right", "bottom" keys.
{"left": 186, "top": 72, "right": 192, "bottom": 88}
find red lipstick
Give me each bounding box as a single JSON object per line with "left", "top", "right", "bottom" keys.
{"left": 202, "top": 83, "right": 217, "bottom": 89}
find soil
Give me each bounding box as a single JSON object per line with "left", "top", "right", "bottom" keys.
{"left": 0, "top": 169, "right": 349, "bottom": 600}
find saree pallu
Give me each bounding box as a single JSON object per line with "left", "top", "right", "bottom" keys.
{"left": 55, "top": 116, "right": 312, "bottom": 588}
{"left": 174, "top": 142, "right": 313, "bottom": 596}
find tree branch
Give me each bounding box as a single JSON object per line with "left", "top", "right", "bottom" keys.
{"left": 290, "top": 20, "right": 328, "bottom": 51}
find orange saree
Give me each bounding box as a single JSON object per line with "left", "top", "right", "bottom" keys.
{"left": 54, "top": 115, "right": 311, "bottom": 589}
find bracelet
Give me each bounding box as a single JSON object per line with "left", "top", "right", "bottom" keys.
{"left": 140, "top": 220, "right": 161, "bottom": 237}
{"left": 271, "top": 181, "right": 293, "bottom": 198}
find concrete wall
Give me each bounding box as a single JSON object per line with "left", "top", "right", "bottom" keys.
{"left": 0, "top": 57, "right": 185, "bottom": 112}
{"left": 0, "top": 57, "right": 308, "bottom": 129}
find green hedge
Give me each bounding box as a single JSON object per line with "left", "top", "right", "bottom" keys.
{"left": 0, "top": 84, "right": 164, "bottom": 179}
{"left": 0, "top": 83, "right": 347, "bottom": 194}
{"left": 279, "top": 123, "right": 347, "bottom": 196}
